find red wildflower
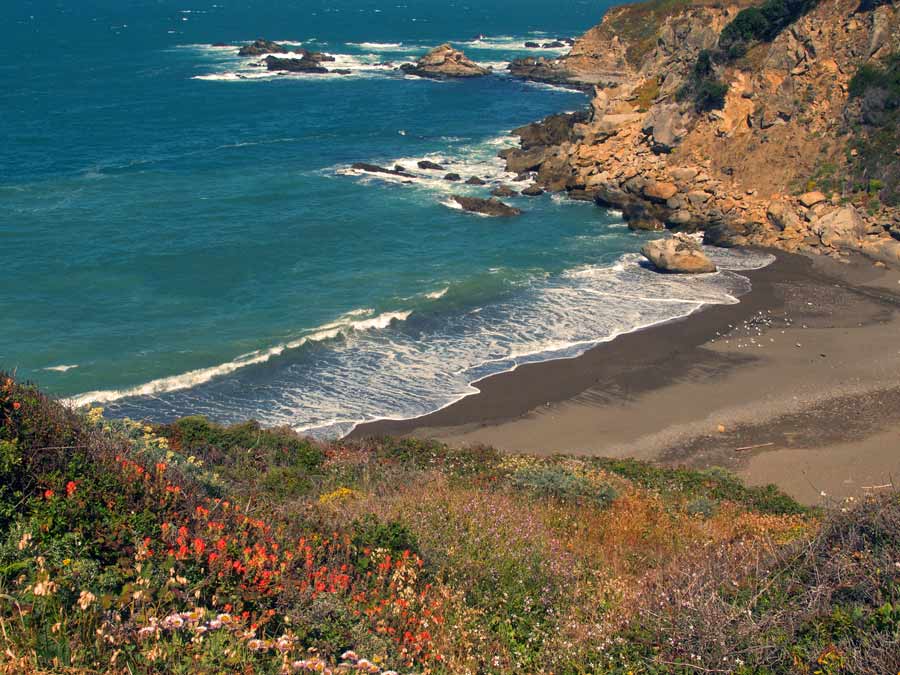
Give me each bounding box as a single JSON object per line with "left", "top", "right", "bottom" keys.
{"left": 12, "top": 402, "right": 20, "bottom": 411}
{"left": 43, "top": 489, "right": 54, "bottom": 499}
{"left": 66, "top": 481, "right": 77, "bottom": 497}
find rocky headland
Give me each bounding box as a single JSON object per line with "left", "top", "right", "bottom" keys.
{"left": 502, "top": 0, "right": 900, "bottom": 266}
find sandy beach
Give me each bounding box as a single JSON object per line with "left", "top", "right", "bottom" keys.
{"left": 352, "top": 251, "right": 900, "bottom": 504}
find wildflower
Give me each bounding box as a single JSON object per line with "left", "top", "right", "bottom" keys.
{"left": 217, "top": 612, "right": 233, "bottom": 624}
{"left": 17, "top": 532, "right": 32, "bottom": 551}
{"left": 247, "top": 638, "right": 265, "bottom": 651}
{"left": 137, "top": 625, "right": 158, "bottom": 641}
{"left": 66, "top": 481, "right": 78, "bottom": 497}
{"left": 276, "top": 635, "right": 293, "bottom": 653}
{"left": 162, "top": 614, "right": 184, "bottom": 630}
{"left": 33, "top": 580, "right": 58, "bottom": 597}
{"left": 12, "top": 401, "right": 20, "bottom": 411}
{"left": 78, "top": 590, "right": 96, "bottom": 610}
{"left": 43, "top": 489, "right": 54, "bottom": 499}
{"left": 341, "top": 651, "right": 359, "bottom": 662}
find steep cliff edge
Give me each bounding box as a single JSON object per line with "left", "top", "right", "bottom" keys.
{"left": 506, "top": 0, "right": 900, "bottom": 263}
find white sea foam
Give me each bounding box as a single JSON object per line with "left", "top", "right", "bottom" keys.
{"left": 64, "top": 310, "right": 411, "bottom": 407}
{"left": 456, "top": 36, "right": 571, "bottom": 54}
{"left": 336, "top": 134, "right": 525, "bottom": 199}
{"left": 425, "top": 287, "right": 449, "bottom": 299}
{"left": 348, "top": 41, "right": 408, "bottom": 50}
{"left": 42, "top": 364, "right": 79, "bottom": 373}
{"left": 95, "top": 247, "right": 772, "bottom": 439}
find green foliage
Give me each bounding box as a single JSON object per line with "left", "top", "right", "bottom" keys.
{"left": 591, "top": 458, "right": 808, "bottom": 515}
{"left": 847, "top": 53, "right": 900, "bottom": 206}
{"left": 677, "top": 50, "right": 728, "bottom": 112}
{"left": 719, "top": 0, "right": 821, "bottom": 56}
{"left": 351, "top": 514, "right": 419, "bottom": 555}
{"left": 510, "top": 464, "right": 617, "bottom": 506}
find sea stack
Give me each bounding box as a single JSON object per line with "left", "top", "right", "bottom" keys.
{"left": 400, "top": 44, "right": 491, "bottom": 79}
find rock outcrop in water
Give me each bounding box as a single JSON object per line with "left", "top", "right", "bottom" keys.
{"left": 263, "top": 53, "right": 335, "bottom": 74}
{"left": 451, "top": 196, "right": 522, "bottom": 217}
{"left": 238, "top": 39, "right": 289, "bottom": 56}
{"left": 400, "top": 44, "right": 491, "bottom": 79}
{"left": 641, "top": 235, "right": 716, "bottom": 274}
{"left": 501, "top": 0, "right": 900, "bottom": 265}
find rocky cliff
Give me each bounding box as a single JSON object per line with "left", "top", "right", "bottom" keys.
{"left": 506, "top": 0, "right": 900, "bottom": 263}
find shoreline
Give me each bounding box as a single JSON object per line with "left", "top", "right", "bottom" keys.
{"left": 351, "top": 250, "right": 900, "bottom": 504}
{"left": 350, "top": 249, "right": 789, "bottom": 437}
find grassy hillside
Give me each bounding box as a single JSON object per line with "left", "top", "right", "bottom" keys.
{"left": 1, "top": 374, "right": 899, "bottom": 674}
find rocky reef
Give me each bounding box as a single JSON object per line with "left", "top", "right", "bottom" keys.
{"left": 238, "top": 39, "right": 291, "bottom": 56}
{"left": 451, "top": 196, "right": 522, "bottom": 217}
{"left": 400, "top": 44, "right": 491, "bottom": 79}
{"left": 502, "top": 0, "right": 900, "bottom": 265}
{"left": 262, "top": 52, "right": 335, "bottom": 74}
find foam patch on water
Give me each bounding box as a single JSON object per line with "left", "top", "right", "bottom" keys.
{"left": 456, "top": 35, "right": 572, "bottom": 54}
{"left": 42, "top": 364, "right": 79, "bottom": 373}
{"left": 91, "top": 247, "right": 773, "bottom": 438}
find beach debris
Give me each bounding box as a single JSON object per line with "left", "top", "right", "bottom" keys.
{"left": 735, "top": 442, "right": 775, "bottom": 452}
{"left": 717, "top": 424, "right": 726, "bottom": 433}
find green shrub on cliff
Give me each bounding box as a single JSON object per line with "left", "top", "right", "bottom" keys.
{"left": 719, "top": 0, "right": 821, "bottom": 57}
{"left": 848, "top": 53, "right": 900, "bottom": 206}
{"left": 677, "top": 49, "right": 729, "bottom": 111}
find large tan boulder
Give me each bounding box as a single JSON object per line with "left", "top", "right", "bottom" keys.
{"left": 642, "top": 181, "right": 679, "bottom": 203}
{"left": 641, "top": 235, "right": 717, "bottom": 274}
{"left": 766, "top": 199, "right": 802, "bottom": 230}
{"left": 799, "top": 191, "right": 827, "bottom": 208}
{"left": 812, "top": 206, "right": 867, "bottom": 247}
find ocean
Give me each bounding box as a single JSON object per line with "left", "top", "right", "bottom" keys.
{"left": 1, "top": 0, "right": 772, "bottom": 437}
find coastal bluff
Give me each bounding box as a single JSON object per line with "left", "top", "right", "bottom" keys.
{"left": 502, "top": 0, "right": 900, "bottom": 266}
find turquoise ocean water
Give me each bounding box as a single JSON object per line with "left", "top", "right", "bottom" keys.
{"left": 1, "top": 0, "right": 770, "bottom": 436}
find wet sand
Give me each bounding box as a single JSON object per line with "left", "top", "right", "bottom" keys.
{"left": 351, "top": 252, "right": 900, "bottom": 504}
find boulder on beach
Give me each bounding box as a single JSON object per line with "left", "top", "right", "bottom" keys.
{"left": 641, "top": 235, "right": 717, "bottom": 274}
{"left": 452, "top": 196, "right": 522, "bottom": 217}
{"left": 238, "top": 39, "right": 288, "bottom": 56}
{"left": 400, "top": 44, "right": 491, "bottom": 79}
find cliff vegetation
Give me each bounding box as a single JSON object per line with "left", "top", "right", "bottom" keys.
{"left": 2, "top": 375, "right": 899, "bottom": 674}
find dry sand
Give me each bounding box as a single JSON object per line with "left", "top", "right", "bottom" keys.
{"left": 352, "top": 252, "right": 900, "bottom": 505}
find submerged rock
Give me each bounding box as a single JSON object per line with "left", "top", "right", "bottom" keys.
{"left": 465, "top": 176, "right": 486, "bottom": 185}
{"left": 400, "top": 44, "right": 491, "bottom": 79}
{"left": 521, "top": 185, "right": 545, "bottom": 196}
{"left": 444, "top": 173, "right": 462, "bottom": 182}
{"left": 641, "top": 235, "right": 717, "bottom": 274}
{"left": 351, "top": 163, "right": 413, "bottom": 177}
{"left": 491, "top": 184, "right": 518, "bottom": 197}
{"left": 418, "top": 160, "right": 445, "bottom": 170}
{"left": 452, "top": 196, "right": 522, "bottom": 217}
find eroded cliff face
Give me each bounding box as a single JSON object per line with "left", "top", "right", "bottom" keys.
{"left": 506, "top": 0, "right": 900, "bottom": 263}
